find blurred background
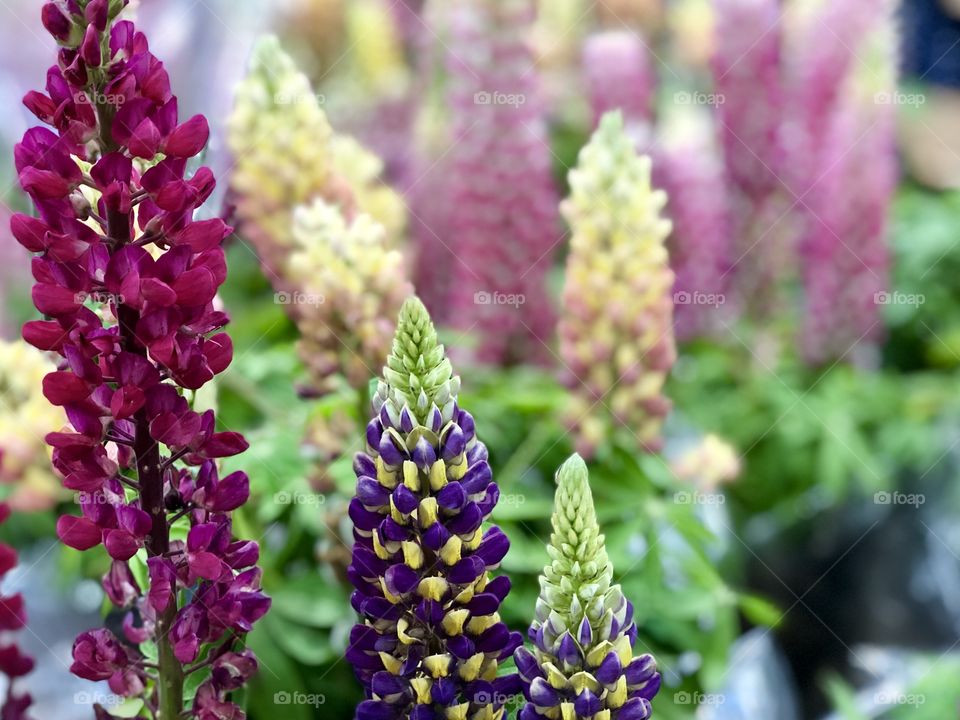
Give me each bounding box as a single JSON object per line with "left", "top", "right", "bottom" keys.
{"left": 2, "top": 0, "right": 960, "bottom": 718}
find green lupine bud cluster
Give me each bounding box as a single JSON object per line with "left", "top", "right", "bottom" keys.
{"left": 514, "top": 455, "right": 661, "bottom": 720}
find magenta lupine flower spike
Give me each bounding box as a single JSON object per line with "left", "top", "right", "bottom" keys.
{"left": 430, "top": 0, "right": 560, "bottom": 365}
{"left": 710, "top": 0, "right": 788, "bottom": 316}
{"left": 347, "top": 297, "right": 523, "bottom": 720}
{"left": 582, "top": 30, "right": 655, "bottom": 131}
{"left": 653, "top": 111, "right": 733, "bottom": 341}
{"left": 798, "top": 2, "right": 897, "bottom": 365}
{"left": 14, "top": 2, "right": 268, "bottom": 717}
{"left": 0, "top": 503, "right": 35, "bottom": 720}
{"left": 515, "top": 455, "right": 661, "bottom": 720}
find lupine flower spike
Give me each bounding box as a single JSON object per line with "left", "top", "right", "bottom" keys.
{"left": 437, "top": 0, "right": 560, "bottom": 365}
{"left": 0, "top": 503, "right": 35, "bottom": 720}
{"left": 515, "top": 454, "right": 661, "bottom": 720}
{"left": 287, "top": 199, "right": 412, "bottom": 394}
{"left": 228, "top": 36, "right": 405, "bottom": 282}
{"left": 347, "top": 297, "right": 523, "bottom": 720}
{"left": 559, "top": 112, "right": 675, "bottom": 457}
{"left": 15, "top": 2, "right": 268, "bottom": 717}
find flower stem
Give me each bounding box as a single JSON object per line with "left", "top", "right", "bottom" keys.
{"left": 110, "top": 205, "right": 184, "bottom": 718}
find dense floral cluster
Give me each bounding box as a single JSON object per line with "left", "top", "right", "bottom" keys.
{"left": 0, "top": 503, "right": 35, "bottom": 720}
{"left": 793, "top": 0, "right": 896, "bottom": 364}
{"left": 14, "top": 2, "right": 267, "bottom": 716}
{"left": 347, "top": 298, "right": 522, "bottom": 720}
{"left": 287, "top": 199, "right": 412, "bottom": 394}
{"left": 515, "top": 455, "right": 661, "bottom": 720}
{"left": 711, "top": 0, "right": 788, "bottom": 317}
{"left": 653, "top": 112, "right": 732, "bottom": 340}
{"left": 419, "top": 0, "right": 559, "bottom": 365}
{"left": 0, "top": 340, "right": 64, "bottom": 509}
{"left": 582, "top": 31, "right": 655, "bottom": 131}
{"left": 559, "top": 112, "right": 675, "bottom": 456}
{"left": 227, "top": 36, "right": 405, "bottom": 281}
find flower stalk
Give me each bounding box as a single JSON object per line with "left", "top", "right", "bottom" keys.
{"left": 15, "top": 2, "right": 269, "bottom": 716}
{"left": 346, "top": 297, "right": 522, "bottom": 719}
{"left": 515, "top": 454, "right": 661, "bottom": 720}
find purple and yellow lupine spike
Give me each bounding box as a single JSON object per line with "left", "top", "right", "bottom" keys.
{"left": 347, "top": 297, "right": 523, "bottom": 720}
{"left": 559, "top": 112, "right": 675, "bottom": 457}
{"left": 515, "top": 454, "right": 661, "bottom": 720}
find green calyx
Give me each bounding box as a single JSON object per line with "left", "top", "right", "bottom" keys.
{"left": 373, "top": 297, "right": 460, "bottom": 427}
{"left": 536, "top": 454, "right": 627, "bottom": 651}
